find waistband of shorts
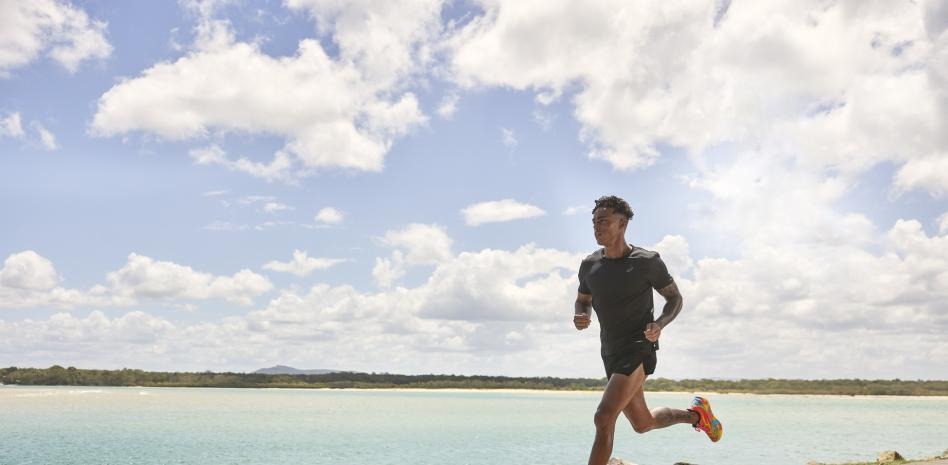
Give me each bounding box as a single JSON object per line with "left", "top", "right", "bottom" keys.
{"left": 602, "top": 339, "right": 658, "bottom": 357}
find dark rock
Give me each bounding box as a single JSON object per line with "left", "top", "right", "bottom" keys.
{"left": 606, "top": 459, "right": 636, "bottom": 465}
{"left": 877, "top": 450, "right": 904, "bottom": 463}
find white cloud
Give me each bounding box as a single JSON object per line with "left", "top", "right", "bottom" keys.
{"left": 500, "top": 127, "right": 517, "bottom": 148}
{"left": 651, "top": 234, "right": 694, "bottom": 277}
{"left": 263, "top": 250, "right": 346, "bottom": 277}
{"left": 4, "top": 226, "right": 948, "bottom": 378}
{"left": 2, "top": 310, "right": 174, "bottom": 345}
{"left": 190, "top": 145, "right": 295, "bottom": 183}
{"left": 237, "top": 282, "right": 485, "bottom": 362}
{"left": 1, "top": 114, "right": 59, "bottom": 149}
{"left": 0, "top": 0, "right": 111, "bottom": 75}
{"left": 448, "top": 0, "right": 948, "bottom": 194}
{"left": 202, "top": 190, "right": 228, "bottom": 197}
{"left": 372, "top": 251, "right": 405, "bottom": 288}
{"left": 0, "top": 311, "right": 179, "bottom": 369}
{"left": 0, "top": 251, "right": 125, "bottom": 309}
{"left": 462, "top": 198, "right": 546, "bottom": 226}
{"left": 91, "top": 1, "right": 436, "bottom": 180}
{"left": 31, "top": 121, "right": 57, "bottom": 150}
{"left": 314, "top": 207, "right": 344, "bottom": 225}
{"left": 0, "top": 243, "right": 582, "bottom": 373}
{"left": 894, "top": 156, "right": 948, "bottom": 198}
{"left": 436, "top": 92, "right": 459, "bottom": 119}
{"left": 180, "top": 0, "right": 235, "bottom": 20}
{"left": 106, "top": 253, "right": 273, "bottom": 306}
{"left": 684, "top": 151, "right": 876, "bottom": 251}
{"left": 533, "top": 108, "right": 554, "bottom": 131}
{"left": 0, "top": 251, "right": 275, "bottom": 309}
{"left": 262, "top": 202, "right": 293, "bottom": 214}
{"left": 237, "top": 195, "right": 275, "bottom": 205}
{"left": 254, "top": 220, "right": 294, "bottom": 231}
{"left": 0, "top": 250, "right": 60, "bottom": 291}
{"left": 414, "top": 244, "right": 580, "bottom": 321}
{"left": 662, "top": 217, "right": 948, "bottom": 378}
{"left": 0, "top": 240, "right": 594, "bottom": 375}
{"left": 562, "top": 205, "right": 586, "bottom": 216}
{"left": 285, "top": 0, "right": 445, "bottom": 89}
{"left": 373, "top": 223, "right": 452, "bottom": 288}
{"left": 380, "top": 223, "right": 453, "bottom": 265}
{"left": 939, "top": 212, "right": 948, "bottom": 235}
{"left": 1, "top": 113, "right": 25, "bottom": 138}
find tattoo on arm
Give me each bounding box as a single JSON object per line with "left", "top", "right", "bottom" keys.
{"left": 654, "top": 281, "right": 683, "bottom": 329}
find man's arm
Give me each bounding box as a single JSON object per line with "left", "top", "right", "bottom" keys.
{"left": 644, "top": 282, "right": 682, "bottom": 342}
{"left": 654, "top": 281, "right": 683, "bottom": 329}
{"left": 574, "top": 292, "right": 592, "bottom": 330}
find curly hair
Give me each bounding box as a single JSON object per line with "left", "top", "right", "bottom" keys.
{"left": 593, "top": 195, "right": 634, "bottom": 219}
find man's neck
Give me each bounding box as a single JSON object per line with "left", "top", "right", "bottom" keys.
{"left": 602, "top": 240, "right": 631, "bottom": 258}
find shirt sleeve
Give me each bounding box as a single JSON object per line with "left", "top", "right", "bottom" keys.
{"left": 577, "top": 262, "right": 591, "bottom": 294}
{"left": 648, "top": 253, "right": 674, "bottom": 290}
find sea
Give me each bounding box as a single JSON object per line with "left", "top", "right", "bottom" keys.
{"left": 2, "top": 386, "right": 946, "bottom": 465}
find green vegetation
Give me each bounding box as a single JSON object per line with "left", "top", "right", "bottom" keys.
{"left": 2, "top": 366, "right": 947, "bottom": 395}
{"left": 643, "top": 377, "right": 948, "bottom": 396}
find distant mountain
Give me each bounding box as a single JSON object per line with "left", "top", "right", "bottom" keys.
{"left": 253, "top": 365, "right": 340, "bottom": 376}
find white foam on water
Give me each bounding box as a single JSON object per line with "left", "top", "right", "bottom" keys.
{"left": 12, "top": 389, "right": 107, "bottom": 397}
{"left": 14, "top": 391, "right": 56, "bottom": 398}
{"left": 68, "top": 389, "right": 105, "bottom": 395}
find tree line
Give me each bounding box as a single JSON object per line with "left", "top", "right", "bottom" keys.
{"left": 2, "top": 366, "right": 946, "bottom": 395}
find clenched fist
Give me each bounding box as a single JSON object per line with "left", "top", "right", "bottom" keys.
{"left": 574, "top": 312, "right": 591, "bottom": 330}
{"left": 644, "top": 322, "right": 661, "bottom": 342}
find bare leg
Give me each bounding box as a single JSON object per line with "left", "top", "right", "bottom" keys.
{"left": 651, "top": 407, "right": 698, "bottom": 429}
{"left": 588, "top": 366, "right": 645, "bottom": 465}
{"left": 621, "top": 383, "right": 699, "bottom": 433}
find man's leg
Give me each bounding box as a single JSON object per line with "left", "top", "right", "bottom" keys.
{"left": 621, "top": 384, "right": 698, "bottom": 433}
{"left": 588, "top": 365, "right": 645, "bottom": 465}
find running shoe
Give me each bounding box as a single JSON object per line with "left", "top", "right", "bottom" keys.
{"left": 688, "top": 396, "right": 723, "bottom": 442}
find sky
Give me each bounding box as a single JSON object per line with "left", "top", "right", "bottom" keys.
{"left": 1, "top": 0, "right": 947, "bottom": 380}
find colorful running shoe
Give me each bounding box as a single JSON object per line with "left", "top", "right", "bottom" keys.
{"left": 688, "top": 396, "right": 723, "bottom": 442}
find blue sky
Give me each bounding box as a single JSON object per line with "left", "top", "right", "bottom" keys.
{"left": 2, "top": 0, "right": 947, "bottom": 379}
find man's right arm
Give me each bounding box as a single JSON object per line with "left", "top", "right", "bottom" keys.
{"left": 574, "top": 292, "right": 592, "bottom": 330}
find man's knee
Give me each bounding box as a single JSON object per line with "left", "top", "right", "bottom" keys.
{"left": 631, "top": 420, "right": 654, "bottom": 434}
{"left": 593, "top": 407, "right": 618, "bottom": 432}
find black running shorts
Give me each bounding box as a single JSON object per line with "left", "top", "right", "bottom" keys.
{"left": 602, "top": 343, "right": 657, "bottom": 379}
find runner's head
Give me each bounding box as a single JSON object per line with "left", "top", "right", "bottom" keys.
{"left": 592, "top": 195, "right": 633, "bottom": 246}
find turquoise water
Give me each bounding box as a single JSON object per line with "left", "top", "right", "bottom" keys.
{"left": 1, "top": 386, "right": 946, "bottom": 465}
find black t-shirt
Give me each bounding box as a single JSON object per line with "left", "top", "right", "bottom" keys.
{"left": 577, "top": 245, "right": 674, "bottom": 356}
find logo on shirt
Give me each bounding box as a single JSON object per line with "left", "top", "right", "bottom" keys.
{"left": 625, "top": 266, "right": 634, "bottom": 272}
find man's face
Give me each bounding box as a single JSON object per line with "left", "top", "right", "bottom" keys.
{"left": 592, "top": 207, "right": 627, "bottom": 245}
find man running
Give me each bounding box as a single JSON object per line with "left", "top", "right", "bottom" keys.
{"left": 574, "top": 195, "right": 722, "bottom": 465}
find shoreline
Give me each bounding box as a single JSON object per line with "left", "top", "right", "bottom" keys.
{"left": 5, "top": 368, "right": 947, "bottom": 396}
{"left": 4, "top": 384, "right": 948, "bottom": 398}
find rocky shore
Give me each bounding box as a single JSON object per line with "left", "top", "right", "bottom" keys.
{"left": 807, "top": 449, "right": 948, "bottom": 465}
{"left": 607, "top": 459, "right": 697, "bottom": 465}
{"left": 607, "top": 449, "right": 948, "bottom": 465}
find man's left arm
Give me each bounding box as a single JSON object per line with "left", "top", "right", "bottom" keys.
{"left": 644, "top": 281, "right": 683, "bottom": 342}
{"left": 654, "top": 281, "right": 683, "bottom": 329}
